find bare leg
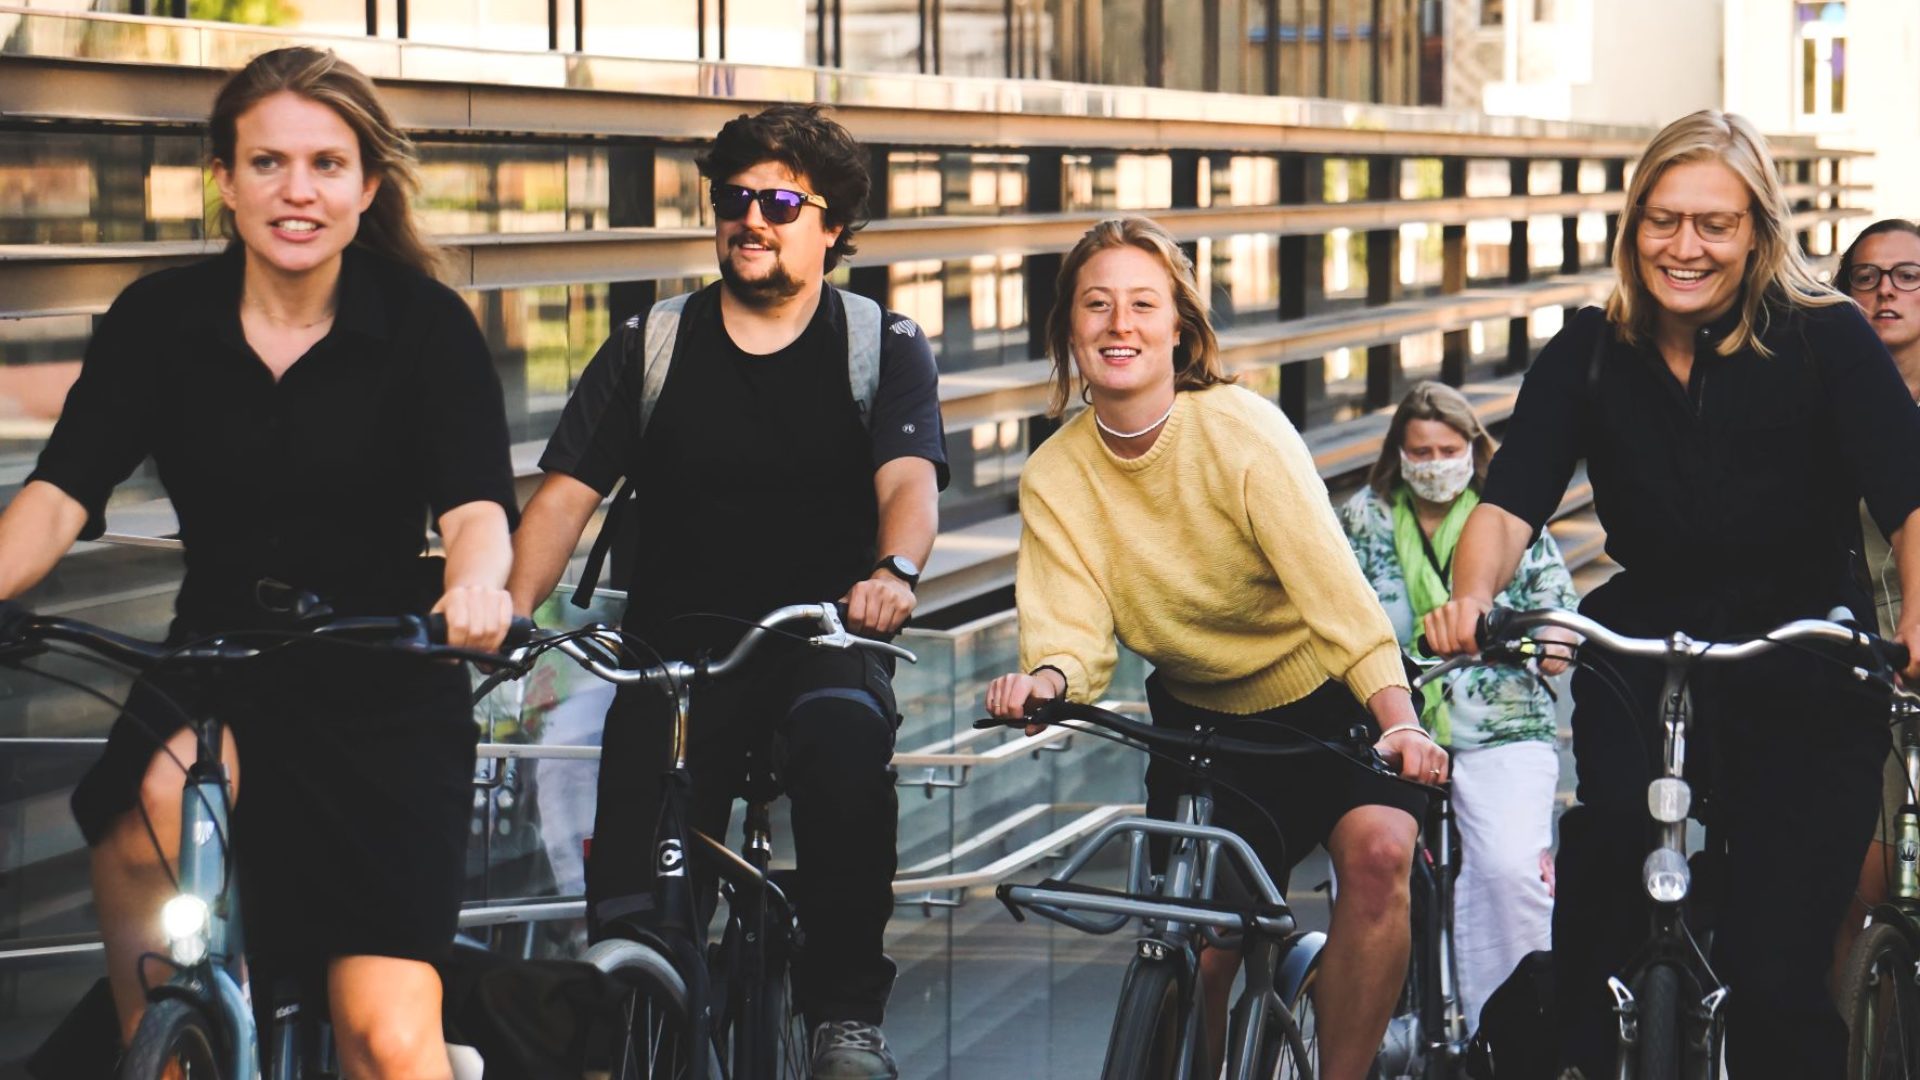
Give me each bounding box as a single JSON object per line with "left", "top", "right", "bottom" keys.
{"left": 1197, "top": 945, "right": 1240, "bottom": 1072}
{"left": 329, "top": 955, "right": 453, "bottom": 1080}
{"left": 1833, "top": 839, "right": 1890, "bottom": 1000}
{"left": 1316, "top": 804, "right": 1418, "bottom": 1080}
{"left": 93, "top": 725, "right": 240, "bottom": 1046}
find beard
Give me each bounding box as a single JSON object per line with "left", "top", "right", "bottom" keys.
{"left": 719, "top": 241, "right": 806, "bottom": 306}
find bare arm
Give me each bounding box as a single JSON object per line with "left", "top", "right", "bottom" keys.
{"left": 506, "top": 472, "right": 605, "bottom": 617}
{"left": 433, "top": 500, "right": 515, "bottom": 650}
{"left": 0, "top": 481, "right": 90, "bottom": 600}
{"left": 843, "top": 456, "right": 939, "bottom": 635}
{"left": 1889, "top": 508, "right": 1920, "bottom": 681}
{"left": 1421, "top": 502, "right": 1535, "bottom": 656}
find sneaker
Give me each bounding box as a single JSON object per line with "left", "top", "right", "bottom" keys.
{"left": 809, "top": 1020, "right": 899, "bottom": 1080}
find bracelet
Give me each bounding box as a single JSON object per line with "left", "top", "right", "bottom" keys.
{"left": 1377, "top": 721, "right": 1434, "bottom": 743}
{"left": 1031, "top": 665, "right": 1069, "bottom": 697}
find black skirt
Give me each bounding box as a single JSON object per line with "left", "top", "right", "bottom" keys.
{"left": 71, "top": 650, "right": 476, "bottom": 972}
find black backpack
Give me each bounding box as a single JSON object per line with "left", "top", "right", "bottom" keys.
{"left": 1463, "top": 949, "right": 1558, "bottom": 1079}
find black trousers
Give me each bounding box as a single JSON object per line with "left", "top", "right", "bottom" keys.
{"left": 584, "top": 644, "right": 900, "bottom": 1026}
{"left": 1553, "top": 586, "right": 1889, "bottom": 1079}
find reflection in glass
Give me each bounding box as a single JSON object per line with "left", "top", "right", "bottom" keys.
{"left": 888, "top": 152, "right": 1028, "bottom": 218}
{"left": 1064, "top": 154, "right": 1173, "bottom": 211}
{"left": 1465, "top": 219, "right": 1512, "bottom": 284}
{"left": 1279, "top": 0, "right": 1324, "bottom": 98}
{"left": 1323, "top": 227, "right": 1367, "bottom": 302}
{"left": 887, "top": 257, "right": 1029, "bottom": 372}
{"left": 408, "top": 0, "right": 549, "bottom": 51}
{"left": 1528, "top": 215, "right": 1563, "bottom": 271}
{"left": 1098, "top": 0, "right": 1148, "bottom": 86}
{"left": 1399, "top": 158, "right": 1443, "bottom": 200}
{"left": 1401, "top": 329, "right": 1443, "bottom": 383}
{"left": 1197, "top": 234, "right": 1280, "bottom": 331}
{"left": 461, "top": 282, "right": 611, "bottom": 445}
{"left": 1317, "top": 346, "right": 1367, "bottom": 426}
{"left": 1161, "top": 0, "right": 1205, "bottom": 90}
{"left": 1203, "top": 155, "right": 1279, "bottom": 207}
{"left": 1465, "top": 159, "right": 1512, "bottom": 198}
{"left": 1578, "top": 159, "right": 1609, "bottom": 194}
{"left": 1529, "top": 304, "right": 1564, "bottom": 344}
{"left": 1574, "top": 211, "right": 1607, "bottom": 268}
{"left": 188, "top": 0, "right": 363, "bottom": 34}
{"left": 1327, "top": 0, "right": 1370, "bottom": 101}
{"left": 844, "top": 0, "right": 924, "bottom": 73}
{"left": 725, "top": 0, "right": 807, "bottom": 64}
{"left": 1398, "top": 223, "right": 1444, "bottom": 294}
{"left": 1011, "top": 0, "right": 1073, "bottom": 79}
{"left": 582, "top": 0, "right": 699, "bottom": 60}
{"left": 944, "top": 0, "right": 1007, "bottom": 76}
{"left": 0, "top": 131, "right": 209, "bottom": 244}
{"left": 656, "top": 147, "right": 713, "bottom": 229}
{"left": 418, "top": 143, "right": 611, "bottom": 236}
{"left": 1323, "top": 157, "right": 1370, "bottom": 203}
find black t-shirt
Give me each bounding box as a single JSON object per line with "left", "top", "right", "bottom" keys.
{"left": 540, "top": 284, "right": 948, "bottom": 652}
{"left": 27, "top": 245, "right": 520, "bottom": 633}
{"left": 1482, "top": 299, "right": 1920, "bottom": 631}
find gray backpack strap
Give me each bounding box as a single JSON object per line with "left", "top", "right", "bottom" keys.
{"left": 638, "top": 291, "right": 692, "bottom": 437}
{"left": 838, "top": 287, "right": 884, "bottom": 429}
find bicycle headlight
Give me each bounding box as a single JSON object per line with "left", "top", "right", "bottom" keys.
{"left": 1642, "top": 848, "right": 1690, "bottom": 904}
{"left": 161, "top": 894, "right": 210, "bottom": 966}
{"left": 1646, "top": 778, "right": 1692, "bottom": 824}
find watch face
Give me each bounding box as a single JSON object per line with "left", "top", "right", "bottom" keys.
{"left": 891, "top": 555, "right": 921, "bottom": 579}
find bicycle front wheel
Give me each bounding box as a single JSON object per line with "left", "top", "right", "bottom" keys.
{"left": 1254, "top": 954, "right": 1317, "bottom": 1080}
{"left": 1101, "top": 956, "right": 1198, "bottom": 1080}
{"left": 585, "top": 938, "right": 714, "bottom": 1080}
{"left": 121, "top": 998, "right": 225, "bottom": 1080}
{"left": 1628, "top": 963, "right": 1682, "bottom": 1080}
{"left": 1843, "top": 920, "right": 1920, "bottom": 1080}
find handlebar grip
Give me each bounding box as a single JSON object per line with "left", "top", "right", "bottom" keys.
{"left": 1477, "top": 607, "right": 1514, "bottom": 648}
{"left": 0, "top": 599, "right": 31, "bottom": 642}
{"left": 425, "top": 614, "right": 536, "bottom": 649}
{"left": 1877, "top": 637, "right": 1911, "bottom": 673}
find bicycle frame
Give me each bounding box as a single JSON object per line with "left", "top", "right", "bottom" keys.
{"left": 1889, "top": 695, "right": 1920, "bottom": 910}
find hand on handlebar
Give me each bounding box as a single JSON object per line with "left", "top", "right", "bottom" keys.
{"left": 985, "top": 669, "right": 1063, "bottom": 736}
{"left": 431, "top": 584, "right": 517, "bottom": 652}
{"left": 842, "top": 575, "right": 915, "bottom": 636}
{"left": 1421, "top": 594, "right": 1494, "bottom": 658}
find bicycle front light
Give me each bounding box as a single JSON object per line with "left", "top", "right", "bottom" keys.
{"left": 1646, "top": 778, "right": 1691, "bottom": 824}
{"left": 161, "top": 894, "right": 210, "bottom": 966}
{"left": 1642, "top": 848, "right": 1690, "bottom": 904}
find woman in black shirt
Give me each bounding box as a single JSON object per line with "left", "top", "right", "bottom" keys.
{"left": 0, "top": 48, "right": 517, "bottom": 1077}
{"left": 1423, "top": 111, "right": 1920, "bottom": 1078}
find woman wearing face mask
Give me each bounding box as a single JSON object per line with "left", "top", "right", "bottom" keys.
{"left": 1339, "top": 380, "right": 1577, "bottom": 1037}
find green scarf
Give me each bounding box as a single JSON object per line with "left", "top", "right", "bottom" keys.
{"left": 1392, "top": 483, "right": 1479, "bottom": 745}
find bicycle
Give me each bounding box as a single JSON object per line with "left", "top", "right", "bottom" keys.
{"left": 978, "top": 696, "right": 1415, "bottom": 1080}
{"left": 0, "top": 597, "right": 527, "bottom": 1080}
{"left": 1839, "top": 684, "right": 1920, "bottom": 1079}
{"left": 1443, "top": 606, "right": 1909, "bottom": 1080}
{"left": 486, "top": 602, "right": 914, "bottom": 1080}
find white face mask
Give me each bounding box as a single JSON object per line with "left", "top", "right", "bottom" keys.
{"left": 1400, "top": 451, "right": 1474, "bottom": 504}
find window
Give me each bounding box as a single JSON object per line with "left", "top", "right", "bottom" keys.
{"left": 944, "top": 0, "right": 1008, "bottom": 76}
{"left": 1798, "top": 3, "right": 1848, "bottom": 116}
{"left": 1480, "top": 0, "right": 1503, "bottom": 26}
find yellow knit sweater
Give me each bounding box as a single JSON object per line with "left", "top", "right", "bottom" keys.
{"left": 1016, "top": 384, "right": 1408, "bottom": 715}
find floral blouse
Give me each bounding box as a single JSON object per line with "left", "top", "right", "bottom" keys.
{"left": 1339, "top": 486, "right": 1580, "bottom": 749}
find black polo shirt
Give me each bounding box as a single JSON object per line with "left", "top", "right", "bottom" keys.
{"left": 1483, "top": 299, "right": 1920, "bottom": 630}
{"left": 27, "top": 245, "right": 519, "bottom": 633}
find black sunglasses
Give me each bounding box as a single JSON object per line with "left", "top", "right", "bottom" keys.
{"left": 710, "top": 183, "right": 829, "bottom": 225}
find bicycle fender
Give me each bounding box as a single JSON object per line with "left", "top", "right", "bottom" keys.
{"left": 1275, "top": 930, "right": 1326, "bottom": 1004}
{"left": 1866, "top": 903, "right": 1920, "bottom": 953}
{"left": 209, "top": 967, "right": 257, "bottom": 1080}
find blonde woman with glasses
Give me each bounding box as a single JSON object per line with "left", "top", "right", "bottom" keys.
{"left": 1422, "top": 111, "right": 1920, "bottom": 1078}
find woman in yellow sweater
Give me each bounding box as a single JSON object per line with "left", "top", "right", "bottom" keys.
{"left": 984, "top": 216, "right": 1444, "bottom": 1080}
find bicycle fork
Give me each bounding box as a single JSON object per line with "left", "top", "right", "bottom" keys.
{"left": 164, "top": 742, "right": 257, "bottom": 1079}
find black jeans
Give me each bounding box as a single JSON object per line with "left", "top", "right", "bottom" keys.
{"left": 1553, "top": 586, "right": 1889, "bottom": 1079}
{"left": 584, "top": 644, "right": 901, "bottom": 1026}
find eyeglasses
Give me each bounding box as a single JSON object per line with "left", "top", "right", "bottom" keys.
{"left": 710, "top": 183, "right": 829, "bottom": 225}
{"left": 1639, "top": 205, "right": 1748, "bottom": 243}
{"left": 1844, "top": 262, "right": 1920, "bottom": 293}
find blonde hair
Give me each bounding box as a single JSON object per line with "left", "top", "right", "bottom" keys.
{"left": 210, "top": 47, "right": 441, "bottom": 279}
{"left": 1367, "top": 381, "right": 1496, "bottom": 499}
{"left": 1044, "top": 217, "right": 1234, "bottom": 417}
{"left": 1606, "top": 109, "right": 1845, "bottom": 358}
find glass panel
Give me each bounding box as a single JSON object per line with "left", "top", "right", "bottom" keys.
{"left": 1098, "top": 0, "right": 1148, "bottom": 86}
{"left": 1465, "top": 219, "right": 1512, "bottom": 284}
{"left": 1528, "top": 214, "right": 1563, "bottom": 271}
{"left": 1327, "top": 0, "right": 1370, "bottom": 101}
{"left": 1062, "top": 154, "right": 1174, "bottom": 211}
{"left": 724, "top": 0, "right": 807, "bottom": 65}
{"left": 806, "top": 0, "right": 829, "bottom": 65}
{"left": 1322, "top": 157, "right": 1369, "bottom": 203}
{"left": 582, "top": 0, "right": 699, "bottom": 60}
{"left": 1575, "top": 211, "right": 1608, "bottom": 268}
{"left": 1323, "top": 227, "right": 1367, "bottom": 302}
{"left": 655, "top": 147, "right": 713, "bottom": 229}
{"left": 1397, "top": 222, "right": 1444, "bottom": 294}
{"left": 1401, "top": 329, "right": 1443, "bottom": 383}
{"left": 460, "top": 282, "right": 614, "bottom": 445}
{"left": 1315, "top": 346, "right": 1367, "bottom": 426}
{"left": 1012, "top": 0, "right": 1073, "bottom": 80}
{"left": 1206, "top": 155, "right": 1279, "bottom": 206}
{"left": 407, "top": 0, "right": 549, "bottom": 51}
{"left": 1222, "top": 0, "right": 1261, "bottom": 95}
{"left": 416, "top": 143, "right": 610, "bottom": 235}
{"left": 1196, "top": 233, "right": 1281, "bottom": 332}
{"left": 1465, "top": 159, "right": 1512, "bottom": 198}
{"left": 1161, "top": 0, "right": 1204, "bottom": 90}
{"left": 0, "top": 130, "right": 210, "bottom": 244}
{"left": 944, "top": 0, "right": 1008, "bottom": 76}
{"left": 1577, "top": 159, "right": 1608, "bottom": 194}
{"left": 190, "top": 0, "right": 364, "bottom": 34}
{"left": 844, "top": 0, "right": 924, "bottom": 73}
{"left": 1279, "top": 0, "right": 1323, "bottom": 97}
{"left": 1528, "top": 159, "right": 1562, "bottom": 196}
{"left": 887, "top": 152, "right": 1029, "bottom": 218}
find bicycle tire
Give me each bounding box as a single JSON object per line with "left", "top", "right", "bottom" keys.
{"left": 585, "top": 938, "right": 715, "bottom": 1080}
{"left": 121, "top": 998, "right": 225, "bottom": 1080}
{"left": 1255, "top": 956, "right": 1318, "bottom": 1080}
{"left": 1842, "top": 920, "right": 1920, "bottom": 1080}
{"left": 1100, "top": 956, "right": 1194, "bottom": 1080}
{"left": 1629, "top": 963, "right": 1683, "bottom": 1080}
{"left": 716, "top": 932, "right": 806, "bottom": 1080}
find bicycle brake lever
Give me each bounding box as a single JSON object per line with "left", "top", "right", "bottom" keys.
{"left": 808, "top": 630, "right": 918, "bottom": 664}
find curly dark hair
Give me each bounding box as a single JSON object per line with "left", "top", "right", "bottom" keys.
{"left": 697, "top": 103, "right": 870, "bottom": 272}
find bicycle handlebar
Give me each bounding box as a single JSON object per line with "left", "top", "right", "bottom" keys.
{"left": 972, "top": 697, "right": 1379, "bottom": 766}
{"left": 0, "top": 600, "right": 534, "bottom": 671}
{"left": 1476, "top": 607, "right": 1910, "bottom": 672}
{"left": 505, "top": 602, "right": 917, "bottom": 694}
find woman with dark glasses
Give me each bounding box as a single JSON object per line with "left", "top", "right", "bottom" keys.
{"left": 1423, "top": 111, "right": 1920, "bottom": 1077}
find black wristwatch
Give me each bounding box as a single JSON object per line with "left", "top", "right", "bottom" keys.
{"left": 873, "top": 554, "right": 922, "bottom": 589}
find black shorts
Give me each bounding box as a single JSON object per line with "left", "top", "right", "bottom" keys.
{"left": 1142, "top": 675, "right": 1427, "bottom": 893}
{"left": 70, "top": 652, "right": 476, "bottom": 975}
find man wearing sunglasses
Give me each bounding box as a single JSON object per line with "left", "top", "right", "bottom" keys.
{"left": 510, "top": 103, "right": 946, "bottom": 1080}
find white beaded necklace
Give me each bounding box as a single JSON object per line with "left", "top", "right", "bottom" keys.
{"left": 1094, "top": 397, "right": 1176, "bottom": 440}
